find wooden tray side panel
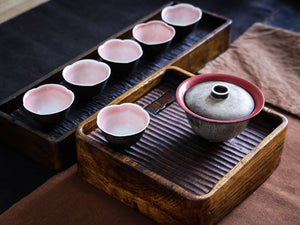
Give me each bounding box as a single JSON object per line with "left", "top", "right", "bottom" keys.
{"left": 0, "top": 112, "right": 56, "bottom": 169}
{"left": 0, "top": 112, "right": 76, "bottom": 170}
{"left": 76, "top": 137, "right": 204, "bottom": 225}
{"left": 171, "top": 18, "right": 231, "bottom": 73}
{"left": 77, "top": 109, "right": 287, "bottom": 225}
{"left": 76, "top": 67, "right": 288, "bottom": 224}
{"left": 54, "top": 133, "right": 76, "bottom": 170}
{"left": 206, "top": 116, "right": 287, "bottom": 224}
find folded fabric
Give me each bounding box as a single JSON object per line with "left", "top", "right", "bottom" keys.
{"left": 200, "top": 22, "right": 300, "bottom": 117}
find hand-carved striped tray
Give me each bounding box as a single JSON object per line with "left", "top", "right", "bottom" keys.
{"left": 77, "top": 66, "right": 288, "bottom": 225}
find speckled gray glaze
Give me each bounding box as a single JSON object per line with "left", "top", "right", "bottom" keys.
{"left": 176, "top": 73, "right": 265, "bottom": 143}
{"left": 185, "top": 113, "right": 249, "bottom": 142}
{"left": 184, "top": 81, "right": 255, "bottom": 121}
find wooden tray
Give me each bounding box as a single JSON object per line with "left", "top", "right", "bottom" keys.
{"left": 77, "top": 66, "right": 288, "bottom": 225}
{"left": 0, "top": 2, "right": 231, "bottom": 170}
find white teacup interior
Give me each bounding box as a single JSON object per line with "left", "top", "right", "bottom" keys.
{"left": 98, "top": 39, "right": 143, "bottom": 63}
{"left": 23, "top": 84, "right": 74, "bottom": 115}
{"left": 62, "top": 59, "right": 110, "bottom": 86}
{"left": 162, "top": 3, "right": 202, "bottom": 26}
{"left": 133, "top": 21, "right": 175, "bottom": 44}
{"left": 97, "top": 103, "right": 150, "bottom": 136}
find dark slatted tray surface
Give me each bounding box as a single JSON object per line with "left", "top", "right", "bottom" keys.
{"left": 85, "top": 74, "right": 277, "bottom": 196}
{"left": 6, "top": 9, "right": 225, "bottom": 140}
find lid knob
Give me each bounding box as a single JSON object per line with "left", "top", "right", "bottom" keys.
{"left": 211, "top": 84, "right": 229, "bottom": 99}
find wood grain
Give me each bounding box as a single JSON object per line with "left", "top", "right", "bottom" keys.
{"left": 77, "top": 66, "right": 288, "bottom": 225}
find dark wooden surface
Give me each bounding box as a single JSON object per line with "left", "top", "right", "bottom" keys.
{"left": 77, "top": 67, "right": 288, "bottom": 225}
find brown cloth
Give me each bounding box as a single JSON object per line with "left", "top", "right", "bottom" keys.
{"left": 0, "top": 164, "right": 156, "bottom": 225}
{"left": 219, "top": 111, "right": 300, "bottom": 225}
{"left": 0, "top": 109, "right": 299, "bottom": 225}
{"left": 200, "top": 23, "right": 300, "bottom": 117}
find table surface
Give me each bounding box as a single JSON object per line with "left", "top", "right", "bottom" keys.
{"left": 0, "top": 0, "right": 299, "bottom": 223}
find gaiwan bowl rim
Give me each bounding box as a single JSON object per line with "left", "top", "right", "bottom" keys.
{"left": 62, "top": 59, "right": 111, "bottom": 87}
{"left": 97, "top": 39, "right": 143, "bottom": 64}
{"left": 176, "top": 73, "right": 265, "bottom": 124}
{"left": 23, "top": 83, "right": 75, "bottom": 116}
{"left": 161, "top": 3, "right": 203, "bottom": 27}
{"left": 97, "top": 103, "right": 150, "bottom": 137}
{"left": 132, "top": 20, "right": 176, "bottom": 45}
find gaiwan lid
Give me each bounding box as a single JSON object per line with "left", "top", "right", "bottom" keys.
{"left": 184, "top": 81, "right": 255, "bottom": 121}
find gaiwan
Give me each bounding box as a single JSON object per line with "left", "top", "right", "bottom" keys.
{"left": 176, "top": 73, "right": 264, "bottom": 142}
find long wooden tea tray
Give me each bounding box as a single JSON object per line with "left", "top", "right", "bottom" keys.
{"left": 0, "top": 2, "right": 231, "bottom": 170}
{"left": 77, "top": 66, "right": 288, "bottom": 225}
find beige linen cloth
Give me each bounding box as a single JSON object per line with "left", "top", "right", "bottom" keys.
{"left": 200, "top": 22, "right": 300, "bottom": 117}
